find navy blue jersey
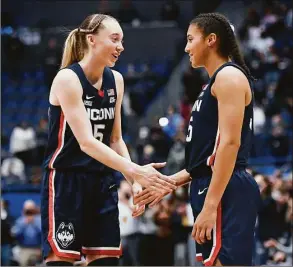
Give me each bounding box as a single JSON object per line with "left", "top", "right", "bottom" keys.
{"left": 185, "top": 62, "right": 254, "bottom": 178}
{"left": 43, "top": 63, "right": 117, "bottom": 172}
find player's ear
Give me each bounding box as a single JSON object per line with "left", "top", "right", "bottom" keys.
{"left": 206, "top": 33, "right": 217, "bottom": 47}
{"left": 86, "top": 34, "right": 96, "bottom": 47}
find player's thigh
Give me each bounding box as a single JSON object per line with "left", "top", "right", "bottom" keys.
{"left": 219, "top": 169, "right": 260, "bottom": 265}
{"left": 41, "top": 170, "right": 83, "bottom": 262}
{"left": 82, "top": 174, "right": 121, "bottom": 259}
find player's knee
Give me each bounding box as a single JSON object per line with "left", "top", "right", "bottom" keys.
{"left": 87, "top": 256, "right": 119, "bottom": 266}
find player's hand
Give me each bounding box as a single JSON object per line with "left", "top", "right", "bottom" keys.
{"left": 192, "top": 206, "right": 218, "bottom": 244}
{"left": 131, "top": 182, "right": 145, "bottom": 217}
{"left": 133, "top": 187, "right": 171, "bottom": 208}
{"left": 129, "top": 162, "right": 177, "bottom": 194}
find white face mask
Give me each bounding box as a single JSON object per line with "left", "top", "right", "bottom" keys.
{"left": 1, "top": 209, "right": 7, "bottom": 220}
{"left": 175, "top": 187, "right": 184, "bottom": 198}
{"left": 272, "top": 190, "right": 281, "bottom": 201}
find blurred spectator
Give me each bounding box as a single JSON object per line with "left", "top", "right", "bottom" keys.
{"left": 166, "top": 130, "right": 185, "bottom": 175}
{"left": 138, "top": 207, "right": 158, "bottom": 266}
{"left": 153, "top": 197, "right": 175, "bottom": 266}
{"left": 1, "top": 153, "right": 26, "bottom": 185}
{"left": 10, "top": 121, "right": 37, "bottom": 166}
{"left": 285, "top": 8, "right": 292, "bottom": 29}
{"left": 269, "top": 115, "right": 290, "bottom": 165}
{"left": 253, "top": 104, "right": 266, "bottom": 134}
{"left": 149, "top": 117, "right": 172, "bottom": 162}
{"left": 239, "top": 8, "right": 261, "bottom": 40}
{"left": 118, "top": 181, "right": 140, "bottom": 266}
{"left": 141, "top": 144, "right": 155, "bottom": 165}
{"left": 117, "top": 0, "right": 141, "bottom": 24}
{"left": 171, "top": 187, "right": 192, "bottom": 266}
{"left": 124, "top": 63, "right": 140, "bottom": 86}
{"left": 182, "top": 66, "right": 206, "bottom": 104}
{"left": 160, "top": 0, "right": 180, "bottom": 22}
{"left": 255, "top": 173, "right": 291, "bottom": 265}
{"left": 122, "top": 90, "right": 134, "bottom": 116}
{"left": 11, "top": 200, "right": 42, "bottom": 266}
{"left": 180, "top": 94, "right": 192, "bottom": 126}
{"left": 1, "top": 200, "right": 14, "bottom": 266}
{"left": 35, "top": 118, "right": 49, "bottom": 165}
{"left": 264, "top": 193, "right": 292, "bottom": 266}
{"left": 275, "top": 63, "right": 293, "bottom": 116}
{"left": 43, "top": 37, "right": 62, "bottom": 89}
{"left": 162, "top": 105, "right": 184, "bottom": 139}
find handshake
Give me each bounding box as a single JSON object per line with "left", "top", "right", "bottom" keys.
{"left": 122, "top": 162, "right": 191, "bottom": 217}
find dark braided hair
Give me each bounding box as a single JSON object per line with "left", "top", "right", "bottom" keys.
{"left": 191, "top": 13, "right": 253, "bottom": 79}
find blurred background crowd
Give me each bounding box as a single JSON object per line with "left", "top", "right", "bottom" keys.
{"left": 1, "top": 0, "right": 292, "bottom": 266}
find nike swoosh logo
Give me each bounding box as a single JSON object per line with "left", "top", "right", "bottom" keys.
{"left": 198, "top": 187, "right": 208, "bottom": 195}
{"left": 109, "top": 184, "right": 116, "bottom": 190}
{"left": 86, "top": 95, "right": 95, "bottom": 100}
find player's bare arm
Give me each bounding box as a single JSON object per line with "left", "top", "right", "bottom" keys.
{"left": 110, "top": 70, "right": 132, "bottom": 164}
{"left": 110, "top": 70, "right": 146, "bottom": 216}
{"left": 192, "top": 66, "right": 251, "bottom": 244}
{"left": 51, "top": 69, "right": 176, "bottom": 194}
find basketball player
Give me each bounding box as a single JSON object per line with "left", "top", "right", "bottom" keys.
{"left": 41, "top": 14, "right": 176, "bottom": 266}
{"left": 134, "top": 13, "right": 261, "bottom": 266}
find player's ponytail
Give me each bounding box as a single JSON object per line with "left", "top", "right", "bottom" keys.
{"left": 60, "top": 28, "right": 84, "bottom": 69}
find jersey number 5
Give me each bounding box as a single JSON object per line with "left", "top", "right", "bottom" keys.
{"left": 186, "top": 116, "right": 193, "bottom": 142}
{"left": 94, "top": 124, "right": 105, "bottom": 142}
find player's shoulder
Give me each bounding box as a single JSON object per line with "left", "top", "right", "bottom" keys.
{"left": 110, "top": 69, "right": 124, "bottom": 95}
{"left": 111, "top": 69, "right": 124, "bottom": 83}
{"left": 51, "top": 68, "right": 82, "bottom": 96}
{"left": 216, "top": 65, "right": 248, "bottom": 85}
{"left": 54, "top": 68, "right": 80, "bottom": 85}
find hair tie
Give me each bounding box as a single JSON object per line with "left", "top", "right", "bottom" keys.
{"left": 230, "top": 24, "right": 235, "bottom": 34}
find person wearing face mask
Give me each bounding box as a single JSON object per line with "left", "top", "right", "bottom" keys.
{"left": 40, "top": 13, "right": 177, "bottom": 266}
{"left": 11, "top": 200, "right": 42, "bottom": 266}
{"left": 118, "top": 181, "right": 141, "bottom": 266}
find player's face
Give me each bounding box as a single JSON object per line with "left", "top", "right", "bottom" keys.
{"left": 89, "top": 19, "right": 124, "bottom": 67}
{"left": 185, "top": 24, "right": 208, "bottom": 68}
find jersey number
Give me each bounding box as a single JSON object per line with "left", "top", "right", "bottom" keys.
{"left": 94, "top": 124, "right": 105, "bottom": 142}
{"left": 186, "top": 116, "right": 193, "bottom": 142}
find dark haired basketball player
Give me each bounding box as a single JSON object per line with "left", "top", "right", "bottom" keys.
{"left": 135, "top": 13, "right": 261, "bottom": 266}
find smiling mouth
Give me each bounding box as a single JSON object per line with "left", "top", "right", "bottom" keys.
{"left": 112, "top": 54, "right": 119, "bottom": 60}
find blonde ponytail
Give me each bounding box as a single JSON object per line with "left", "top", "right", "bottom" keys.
{"left": 60, "top": 28, "right": 84, "bottom": 69}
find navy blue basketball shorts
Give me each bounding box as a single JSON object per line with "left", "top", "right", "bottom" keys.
{"left": 190, "top": 168, "right": 261, "bottom": 266}
{"left": 41, "top": 169, "right": 122, "bottom": 260}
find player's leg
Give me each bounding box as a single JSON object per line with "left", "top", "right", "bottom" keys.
{"left": 213, "top": 168, "right": 261, "bottom": 266}
{"left": 190, "top": 176, "right": 222, "bottom": 266}
{"left": 41, "top": 170, "right": 83, "bottom": 265}
{"left": 82, "top": 173, "right": 121, "bottom": 266}
{"left": 190, "top": 176, "right": 215, "bottom": 265}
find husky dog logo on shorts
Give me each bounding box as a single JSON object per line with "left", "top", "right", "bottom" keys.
{"left": 56, "top": 222, "right": 75, "bottom": 248}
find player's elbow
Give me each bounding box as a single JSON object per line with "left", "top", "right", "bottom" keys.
{"left": 221, "top": 138, "right": 241, "bottom": 149}
{"left": 110, "top": 135, "right": 122, "bottom": 144}
{"left": 79, "top": 137, "right": 94, "bottom": 153}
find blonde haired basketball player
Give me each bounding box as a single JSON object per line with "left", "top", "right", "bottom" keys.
{"left": 41, "top": 14, "right": 176, "bottom": 266}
